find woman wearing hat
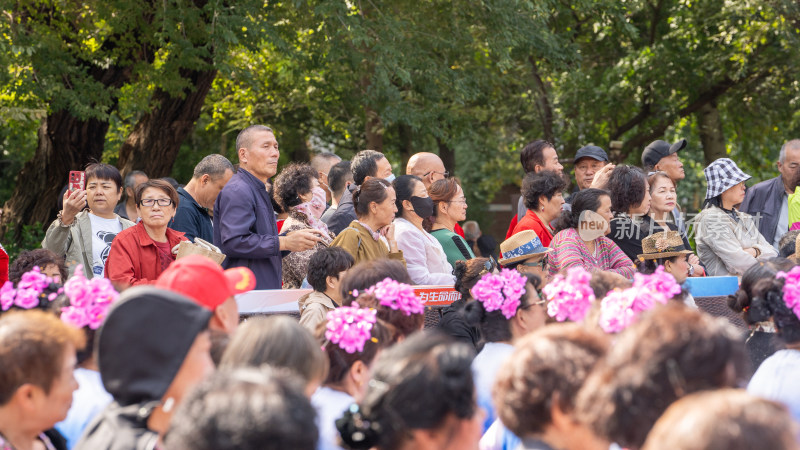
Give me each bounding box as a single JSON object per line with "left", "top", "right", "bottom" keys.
{"left": 694, "top": 158, "right": 777, "bottom": 277}
{"left": 638, "top": 230, "right": 697, "bottom": 307}
{"left": 498, "top": 230, "right": 551, "bottom": 282}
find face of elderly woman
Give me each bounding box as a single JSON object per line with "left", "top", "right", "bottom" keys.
{"left": 137, "top": 187, "right": 176, "bottom": 228}
{"left": 371, "top": 187, "right": 398, "bottom": 229}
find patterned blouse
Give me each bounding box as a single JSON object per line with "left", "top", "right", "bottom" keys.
{"left": 547, "top": 228, "right": 635, "bottom": 279}
{"left": 281, "top": 210, "right": 335, "bottom": 289}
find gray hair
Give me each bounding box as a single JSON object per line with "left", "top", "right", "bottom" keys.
{"left": 235, "top": 125, "right": 274, "bottom": 153}
{"left": 192, "top": 154, "right": 235, "bottom": 180}
{"left": 124, "top": 170, "right": 148, "bottom": 188}
{"left": 780, "top": 139, "right": 800, "bottom": 164}
{"left": 310, "top": 152, "right": 342, "bottom": 173}
{"left": 463, "top": 220, "right": 481, "bottom": 241}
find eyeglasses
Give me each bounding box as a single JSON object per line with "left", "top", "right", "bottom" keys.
{"left": 424, "top": 170, "right": 450, "bottom": 178}
{"left": 447, "top": 197, "right": 467, "bottom": 204}
{"left": 521, "top": 254, "right": 548, "bottom": 269}
{"left": 139, "top": 198, "right": 173, "bottom": 207}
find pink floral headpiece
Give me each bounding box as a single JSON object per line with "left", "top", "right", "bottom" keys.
{"left": 0, "top": 266, "right": 60, "bottom": 312}
{"left": 325, "top": 304, "right": 378, "bottom": 353}
{"left": 543, "top": 266, "right": 595, "bottom": 322}
{"left": 470, "top": 269, "right": 527, "bottom": 320}
{"left": 366, "top": 278, "right": 424, "bottom": 316}
{"left": 60, "top": 265, "right": 120, "bottom": 330}
{"left": 777, "top": 266, "right": 800, "bottom": 321}
{"left": 599, "top": 266, "right": 682, "bottom": 333}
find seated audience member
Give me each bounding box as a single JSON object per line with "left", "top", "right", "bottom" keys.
{"left": 339, "top": 259, "right": 413, "bottom": 299}
{"left": 155, "top": 255, "right": 256, "bottom": 364}
{"left": 484, "top": 324, "right": 610, "bottom": 450}
{"left": 569, "top": 145, "right": 614, "bottom": 200}
{"left": 637, "top": 231, "right": 697, "bottom": 307}
{"left": 642, "top": 389, "right": 798, "bottom": 450}
{"left": 330, "top": 179, "right": 405, "bottom": 266}
{"left": 220, "top": 316, "right": 328, "bottom": 396}
{"left": 746, "top": 266, "right": 800, "bottom": 422}
{"left": 166, "top": 367, "right": 318, "bottom": 450}
{"left": 499, "top": 230, "right": 550, "bottom": 281}
{"left": 779, "top": 229, "right": 800, "bottom": 258}
{"left": 114, "top": 170, "right": 148, "bottom": 221}
{"left": 406, "top": 152, "right": 449, "bottom": 190}
{"left": 464, "top": 220, "right": 498, "bottom": 259}
{"left": 9, "top": 248, "right": 67, "bottom": 283}
{"left": 336, "top": 332, "right": 483, "bottom": 450}
{"left": 298, "top": 247, "right": 355, "bottom": 332}
{"left": 438, "top": 257, "right": 493, "bottom": 350}
{"left": 694, "top": 158, "right": 777, "bottom": 276}
{"left": 104, "top": 179, "right": 188, "bottom": 287}
{"left": 607, "top": 165, "right": 651, "bottom": 262}
{"left": 311, "top": 152, "right": 343, "bottom": 205}
{"left": 513, "top": 170, "right": 566, "bottom": 245}
{"left": 171, "top": 154, "right": 234, "bottom": 243}
{"left": 741, "top": 139, "right": 800, "bottom": 249}
{"left": 326, "top": 150, "right": 395, "bottom": 235}
{"left": 466, "top": 271, "right": 547, "bottom": 432}
{"left": 43, "top": 163, "right": 135, "bottom": 278}
{"left": 641, "top": 139, "right": 688, "bottom": 233}
{"left": 0, "top": 310, "right": 84, "bottom": 450}
{"left": 273, "top": 163, "right": 336, "bottom": 289}
{"left": 76, "top": 287, "right": 214, "bottom": 448}
{"left": 321, "top": 160, "right": 354, "bottom": 223}
{"left": 313, "top": 306, "right": 393, "bottom": 450}
{"left": 392, "top": 175, "right": 455, "bottom": 285}
{"left": 548, "top": 189, "right": 636, "bottom": 279}
{"left": 728, "top": 258, "right": 794, "bottom": 371}
{"left": 588, "top": 270, "right": 632, "bottom": 301}
{"left": 576, "top": 303, "right": 748, "bottom": 450}
{"left": 429, "top": 178, "right": 474, "bottom": 266}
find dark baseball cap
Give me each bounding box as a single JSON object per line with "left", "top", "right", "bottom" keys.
{"left": 574, "top": 145, "right": 609, "bottom": 163}
{"left": 642, "top": 139, "right": 687, "bottom": 168}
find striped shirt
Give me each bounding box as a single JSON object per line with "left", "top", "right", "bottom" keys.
{"left": 548, "top": 228, "right": 635, "bottom": 279}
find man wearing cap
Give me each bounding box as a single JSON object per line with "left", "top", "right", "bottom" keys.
{"left": 740, "top": 139, "right": 800, "bottom": 249}
{"left": 567, "top": 145, "right": 615, "bottom": 205}
{"left": 642, "top": 139, "right": 688, "bottom": 233}
{"left": 498, "top": 230, "right": 551, "bottom": 282}
{"left": 155, "top": 255, "right": 256, "bottom": 334}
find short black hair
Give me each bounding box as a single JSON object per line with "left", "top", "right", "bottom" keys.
{"left": 85, "top": 163, "right": 123, "bottom": 191}
{"left": 608, "top": 165, "right": 648, "bottom": 214}
{"left": 522, "top": 170, "right": 566, "bottom": 211}
{"left": 552, "top": 188, "right": 610, "bottom": 233}
{"left": 393, "top": 174, "right": 423, "bottom": 218}
{"left": 351, "top": 150, "right": 385, "bottom": 185}
{"left": 272, "top": 163, "right": 318, "bottom": 211}
{"left": 520, "top": 140, "right": 554, "bottom": 173}
{"left": 328, "top": 160, "right": 353, "bottom": 197}
{"left": 307, "top": 247, "right": 355, "bottom": 293}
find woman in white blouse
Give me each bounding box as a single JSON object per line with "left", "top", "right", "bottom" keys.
{"left": 392, "top": 175, "right": 457, "bottom": 285}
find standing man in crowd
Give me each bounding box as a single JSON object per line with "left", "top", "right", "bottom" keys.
{"left": 570, "top": 145, "right": 614, "bottom": 201}
{"left": 741, "top": 139, "right": 800, "bottom": 249}
{"left": 641, "top": 138, "right": 688, "bottom": 233}
{"left": 172, "top": 154, "right": 234, "bottom": 243}
{"left": 324, "top": 149, "right": 394, "bottom": 235}
{"left": 320, "top": 160, "right": 353, "bottom": 224}
{"left": 214, "top": 125, "right": 324, "bottom": 289}
{"left": 114, "top": 170, "right": 148, "bottom": 221}
{"left": 310, "top": 152, "right": 342, "bottom": 204}
{"left": 506, "top": 140, "right": 564, "bottom": 238}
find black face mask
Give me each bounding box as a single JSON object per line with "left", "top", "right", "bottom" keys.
{"left": 409, "top": 196, "right": 434, "bottom": 219}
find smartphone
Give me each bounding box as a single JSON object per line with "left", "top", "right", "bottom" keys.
{"left": 68, "top": 171, "right": 85, "bottom": 192}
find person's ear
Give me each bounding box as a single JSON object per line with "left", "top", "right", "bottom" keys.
{"left": 238, "top": 148, "right": 247, "bottom": 164}
{"left": 550, "top": 391, "right": 574, "bottom": 432}
{"left": 200, "top": 174, "right": 211, "bottom": 186}
{"left": 403, "top": 199, "right": 414, "bottom": 212}
{"left": 326, "top": 275, "right": 337, "bottom": 291}
{"left": 213, "top": 306, "right": 231, "bottom": 332}
{"left": 350, "top": 360, "right": 369, "bottom": 386}
{"left": 370, "top": 201, "right": 378, "bottom": 215}
{"left": 14, "top": 384, "right": 39, "bottom": 412}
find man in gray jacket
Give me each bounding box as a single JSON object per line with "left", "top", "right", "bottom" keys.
{"left": 42, "top": 163, "right": 134, "bottom": 277}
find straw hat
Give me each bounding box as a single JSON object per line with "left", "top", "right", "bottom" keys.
{"left": 637, "top": 230, "right": 693, "bottom": 261}
{"left": 498, "top": 230, "right": 550, "bottom": 266}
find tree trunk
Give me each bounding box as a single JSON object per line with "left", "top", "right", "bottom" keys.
{"left": 437, "top": 137, "right": 456, "bottom": 176}
{"left": 365, "top": 106, "right": 384, "bottom": 152}
{"left": 697, "top": 102, "right": 727, "bottom": 165}
{"left": 529, "top": 56, "right": 555, "bottom": 143}
{"left": 117, "top": 68, "right": 217, "bottom": 178}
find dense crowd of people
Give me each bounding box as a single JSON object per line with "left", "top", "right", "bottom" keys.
{"left": 1, "top": 126, "right": 800, "bottom": 449}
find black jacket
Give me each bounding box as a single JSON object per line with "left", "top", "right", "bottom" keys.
{"left": 740, "top": 175, "right": 785, "bottom": 245}
{"left": 323, "top": 186, "right": 356, "bottom": 236}
{"left": 170, "top": 187, "right": 213, "bottom": 243}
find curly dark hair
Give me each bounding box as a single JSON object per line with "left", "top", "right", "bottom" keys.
{"left": 272, "top": 163, "right": 318, "bottom": 211}
{"left": 522, "top": 170, "right": 567, "bottom": 211}
{"left": 608, "top": 165, "right": 648, "bottom": 214}
{"left": 728, "top": 257, "right": 796, "bottom": 326}
{"left": 9, "top": 249, "right": 67, "bottom": 284}
{"left": 745, "top": 276, "right": 800, "bottom": 344}
{"left": 552, "top": 188, "right": 609, "bottom": 233}
{"left": 453, "top": 257, "right": 491, "bottom": 299}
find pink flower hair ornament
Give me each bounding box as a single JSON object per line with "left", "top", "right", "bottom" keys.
{"left": 366, "top": 278, "right": 424, "bottom": 316}
{"left": 598, "top": 266, "right": 681, "bottom": 333}
{"left": 60, "top": 265, "right": 120, "bottom": 330}
{"left": 777, "top": 266, "right": 800, "bottom": 321}
{"left": 470, "top": 269, "right": 527, "bottom": 320}
{"left": 325, "top": 304, "right": 378, "bottom": 354}
{"left": 543, "top": 266, "right": 595, "bottom": 322}
{"left": 0, "top": 266, "right": 60, "bottom": 312}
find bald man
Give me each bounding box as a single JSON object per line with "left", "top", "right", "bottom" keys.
{"left": 406, "top": 152, "right": 449, "bottom": 190}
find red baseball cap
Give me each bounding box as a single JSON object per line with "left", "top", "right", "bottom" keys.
{"left": 155, "top": 255, "right": 256, "bottom": 310}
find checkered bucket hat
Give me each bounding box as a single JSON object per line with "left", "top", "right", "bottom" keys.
{"left": 703, "top": 158, "right": 751, "bottom": 199}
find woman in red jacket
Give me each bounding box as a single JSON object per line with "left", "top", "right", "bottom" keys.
{"left": 512, "top": 170, "right": 566, "bottom": 247}
{"left": 105, "top": 179, "right": 187, "bottom": 289}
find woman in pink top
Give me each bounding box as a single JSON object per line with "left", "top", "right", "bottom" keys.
{"left": 548, "top": 188, "right": 635, "bottom": 280}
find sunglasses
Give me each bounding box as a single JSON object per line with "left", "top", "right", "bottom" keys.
{"left": 521, "top": 254, "right": 548, "bottom": 269}
{"left": 480, "top": 256, "right": 499, "bottom": 275}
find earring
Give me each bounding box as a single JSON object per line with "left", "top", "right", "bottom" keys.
{"left": 162, "top": 397, "right": 175, "bottom": 413}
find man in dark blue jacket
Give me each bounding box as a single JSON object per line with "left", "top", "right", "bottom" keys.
{"left": 740, "top": 139, "right": 800, "bottom": 248}
{"left": 171, "top": 154, "right": 234, "bottom": 243}
{"left": 214, "top": 125, "right": 323, "bottom": 289}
